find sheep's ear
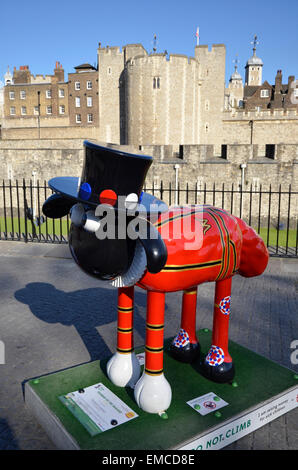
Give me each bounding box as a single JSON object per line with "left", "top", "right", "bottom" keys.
{"left": 42, "top": 193, "right": 74, "bottom": 219}
{"left": 138, "top": 219, "right": 167, "bottom": 274}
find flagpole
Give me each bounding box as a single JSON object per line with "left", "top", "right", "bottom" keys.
{"left": 196, "top": 27, "right": 199, "bottom": 46}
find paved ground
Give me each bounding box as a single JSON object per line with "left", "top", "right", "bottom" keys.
{"left": 0, "top": 240, "right": 297, "bottom": 451}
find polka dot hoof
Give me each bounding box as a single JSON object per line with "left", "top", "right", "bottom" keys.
{"left": 201, "top": 357, "right": 235, "bottom": 383}
{"left": 169, "top": 328, "right": 200, "bottom": 363}
{"left": 169, "top": 341, "right": 200, "bottom": 363}
{"left": 200, "top": 345, "right": 235, "bottom": 383}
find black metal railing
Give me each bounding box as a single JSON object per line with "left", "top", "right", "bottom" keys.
{"left": 0, "top": 179, "right": 297, "bottom": 257}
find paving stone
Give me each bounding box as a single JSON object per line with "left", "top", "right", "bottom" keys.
{"left": 0, "top": 241, "right": 297, "bottom": 450}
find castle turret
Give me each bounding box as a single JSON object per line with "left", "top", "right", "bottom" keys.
{"left": 4, "top": 66, "right": 13, "bottom": 85}
{"left": 245, "top": 35, "right": 263, "bottom": 86}
{"left": 226, "top": 58, "right": 244, "bottom": 109}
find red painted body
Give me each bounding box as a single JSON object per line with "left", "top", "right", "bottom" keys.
{"left": 117, "top": 204, "right": 269, "bottom": 381}
{"left": 137, "top": 205, "right": 268, "bottom": 292}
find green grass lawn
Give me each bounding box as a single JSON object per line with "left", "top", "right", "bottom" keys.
{"left": 0, "top": 216, "right": 70, "bottom": 239}
{"left": 0, "top": 216, "right": 296, "bottom": 248}
{"left": 254, "top": 227, "right": 297, "bottom": 248}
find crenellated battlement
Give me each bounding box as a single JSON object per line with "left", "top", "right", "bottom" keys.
{"left": 97, "top": 44, "right": 123, "bottom": 57}
{"left": 126, "top": 53, "right": 197, "bottom": 67}
{"left": 224, "top": 108, "right": 298, "bottom": 120}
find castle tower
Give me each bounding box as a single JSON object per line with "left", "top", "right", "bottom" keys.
{"left": 97, "top": 43, "right": 125, "bottom": 144}
{"left": 245, "top": 35, "right": 263, "bottom": 86}
{"left": 123, "top": 53, "right": 200, "bottom": 146}
{"left": 195, "top": 44, "right": 226, "bottom": 147}
{"left": 226, "top": 57, "right": 244, "bottom": 109}
{"left": 4, "top": 66, "right": 13, "bottom": 85}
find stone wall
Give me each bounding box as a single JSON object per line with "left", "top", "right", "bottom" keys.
{"left": 1, "top": 125, "right": 100, "bottom": 140}
{"left": 222, "top": 110, "right": 298, "bottom": 145}
{"left": 0, "top": 139, "right": 85, "bottom": 181}
{"left": 0, "top": 139, "right": 296, "bottom": 226}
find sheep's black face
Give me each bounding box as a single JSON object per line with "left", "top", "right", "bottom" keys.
{"left": 69, "top": 224, "right": 136, "bottom": 281}
{"left": 68, "top": 204, "right": 136, "bottom": 281}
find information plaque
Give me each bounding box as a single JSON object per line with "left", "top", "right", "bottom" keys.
{"left": 59, "top": 382, "right": 138, "bottom": 436}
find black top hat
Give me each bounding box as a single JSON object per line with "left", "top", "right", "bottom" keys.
{"left": 43, "top": 141, "right": 168, "bottom": 279}
{"left": 43, "top": 141, "right": 166, "bottom": 218}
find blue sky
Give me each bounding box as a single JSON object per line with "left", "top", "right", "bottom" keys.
{"left": 0, "top": 0, "right": 297, "bottom": 86}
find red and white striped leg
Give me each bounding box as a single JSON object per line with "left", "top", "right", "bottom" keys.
{"left": 134, "top": 291, "right": 172, "bottom": 414}
{"left": 202, "top": 277, "right": 235, "bottom": 383}
{"left": 106, "top": 286, "right": 141, "bottom": 387}
{"left": 170, "top": 287, "right": 200, "bottom": 363}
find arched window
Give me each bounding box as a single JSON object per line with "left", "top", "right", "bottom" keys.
{"left": 153, "top": 77, "right": 160, "bottom": 89}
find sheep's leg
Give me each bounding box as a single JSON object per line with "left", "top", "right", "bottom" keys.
{"left": 170, "top": 288, "right": 200, "bottom": 363}
{"left": 134, "top": 291, "right": 172, "bottom": 414}
{"left": 106, "top": 286, "right": 140, "bottom": 387}
{"left": 201, "top": 277, "right": 235, "bottom": 383}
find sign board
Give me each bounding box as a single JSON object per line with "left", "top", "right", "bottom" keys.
{"left": 179, "top": 386, "right": 298, "bottom": 450}
{"left": 59, "top": 382, "right": 138, "bottom": 436}
{"left": 187, "top": 392, "right": 228, "bottom": 416}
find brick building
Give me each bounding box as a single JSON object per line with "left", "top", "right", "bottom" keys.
{"left": 4, "top": 63, "right": 68, "bottom": 120}
{"left": 68, "top": 63, "right": 98, "bottom": 127}
{"left": 243, "top": 70, "right": 298, "bottom": 111}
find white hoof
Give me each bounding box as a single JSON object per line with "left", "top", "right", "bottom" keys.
{"left": 106, "top": 351, "right": 141, "bottom": 388}
{"left": 134, "top": 372, "right": 172, "bottom": 414}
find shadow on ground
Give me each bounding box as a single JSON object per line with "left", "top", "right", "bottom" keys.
{"left": 15, "top": 282, "right": 150, "bottom": 361}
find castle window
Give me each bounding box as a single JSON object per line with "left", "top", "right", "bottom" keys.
{"left": 205, "top": 123, "right": 209, "bottom": 133}
{"left": 9, "top": 91, "right": 15, "bottom": 100}
{"left": 46, "top": 106, "right": 52, "bottom": 114}
{"left": 75, "top": 97, "right": 81, "bottom": 107}
{"left": 107, "top": 67, "right": 112, "bottom": 75}
{"left": 59, "top": 105, "right": 65, "bottom": 114}
{"left": 75, "top": 81, "right": 80, "bottom": 90}
{"left": 10, "top": 106, "right": 16, "bottom": 115}
{"left": 87, "top": 113, "right": 93, "bottom": 123}
{"left": 59, "top": 88, "right": 65, "bottom": 98}
{"left": 34, "top": 106, "right": 39, "bottom": 115}
{"left": 20, "top": 90, "right": 26, "bottom": 99}
{"left": 87, "top": 80, "right": 92, "bottom": 89}
{"left": 21, "top": 106, "right": 27, "bottom": 115}
{"left": 205, "top": 100, "right": 209, "bottom": 111}
{"left": 87, "top": 96, "right": 93, "bottom": 107}
{"left": 252, "top": 177, "right": 260, "bottom": 191}
{"left": 153, "top": 77, "right": 160, "bottom": 89}
{"left": 76, "top": 114, "right": 81, "bottom": 123}
{"left": 46, "top": 89, "right": 51, "bottom": 99}
{"left": 260, "top": 89, "right": 269, "bottom": 98}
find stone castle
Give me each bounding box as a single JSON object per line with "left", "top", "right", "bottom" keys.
{"left": 1, "top": 37, "right": 297, "bottom": 146}
{"left": 0, "top": 37, "right": 297, "bottom": 199}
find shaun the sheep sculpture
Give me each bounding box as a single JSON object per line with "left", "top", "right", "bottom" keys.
{"left": 43, "top": 141, "right": 269, "bottom": 415}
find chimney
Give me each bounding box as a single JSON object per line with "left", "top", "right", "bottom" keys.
{"left": 54, "top": 62, "right": 64, "bottom": 82}
{"left": 275, "top": 69, "right": 282, "bottom": 94}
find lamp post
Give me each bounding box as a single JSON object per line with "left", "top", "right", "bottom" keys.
{"left": 174, "top": 164, "right": 180, "bottom": 205}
